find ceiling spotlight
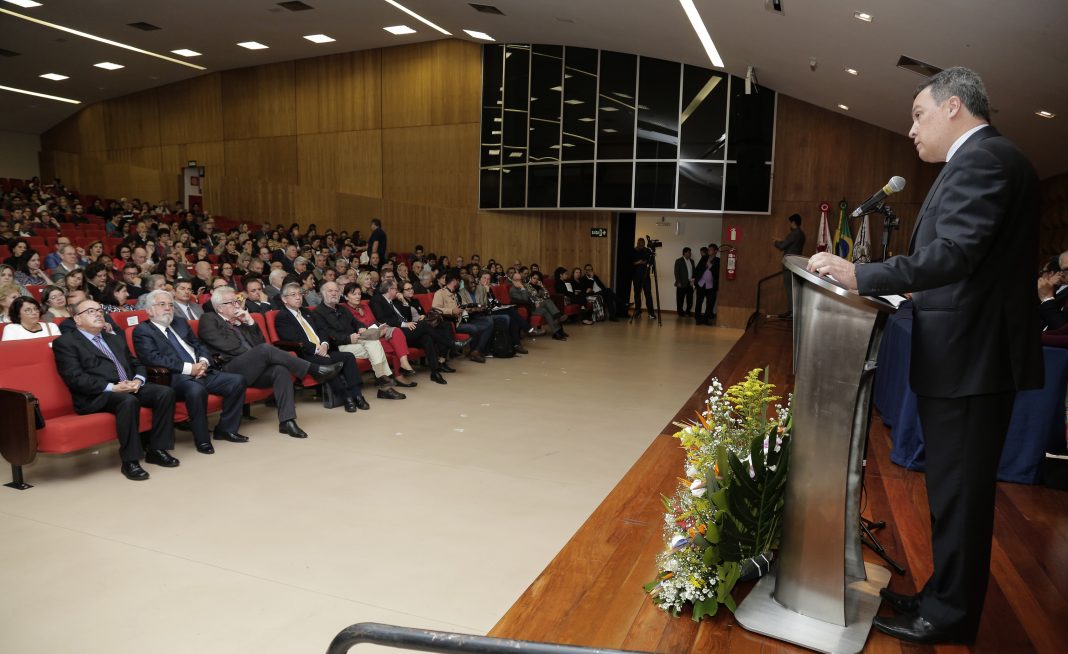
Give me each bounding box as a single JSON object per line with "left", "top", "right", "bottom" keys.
{"left": 853, "top": 11, "right": 873, "bottom": 22}
{"left": 1036, "top": 110, "right": 1056, "bottom": 119}
{"left": 237, "top": 41, "right": 268, "bottom": 50}
{"left": 93, "top": 62, "right": 124, "bottom": 70}
{"left": 463, "top": 29, "right": 495, "bottom": 41}
{"left": 171, "top": 49, "right": 201, "bottom": 57}
{"left": 39, "top": 73, "right": 69, "bottom": 81}
{"left": 303, "top": 34, "right": 335, "bottom": 43}
{"left": 845, "top": 68, "right": 859, "bottom": 75}
{"left": 383, "top": 25, "right": 416, "bottom": 35}
{"left": 837, "top": 104, "right": 849, "bottom": 111}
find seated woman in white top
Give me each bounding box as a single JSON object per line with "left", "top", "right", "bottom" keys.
{"left": 2, "top": 296, "right": 62, "bottom": 340}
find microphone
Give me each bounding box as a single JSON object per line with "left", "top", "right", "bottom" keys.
{"left": 851, "top": 176, "right": 906, "bottom": 218}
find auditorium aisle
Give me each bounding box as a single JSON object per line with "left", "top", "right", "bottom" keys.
{"left": 0, "top": 318, "right": 741, "bottom": 654}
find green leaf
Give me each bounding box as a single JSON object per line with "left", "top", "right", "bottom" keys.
{"left": 705, "top": 521, "right": 720, "bottom": 544}
{"left": 710, "top": 488, "right": 728, "bottom": 511}
{"left": 718, "top": 437, "right": 792, "bottom": 562}
{"left": 691, "top": 596, "right": 719, "bottom": 621}
{"left": 701, "top": 544, "right": 719, "bottom": 565}
{"left": 643, "top": 579, "right": 660, "bottom": 593}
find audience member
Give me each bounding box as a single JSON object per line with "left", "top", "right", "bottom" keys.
{"left": 2, "top": 296, "right": 61, "bottom": 340}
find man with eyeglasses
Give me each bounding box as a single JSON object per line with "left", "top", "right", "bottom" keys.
{"left": 132, "top": 290, "right": 248, "bottom": 454}
{"left": 122, "top": 263, "right": 146, "bottom": 300}
{"left": 274, "top": 282, "right": 369, "bottom": 413}
{"left": 44, "top": 237, "right": 71, "bottom": 271}
{"left": 53, "top": 300, "right": 179, "bottom": 481}
{"left": 578, "top": 264, "right": 619, "bottom": 321}
{"left": 371, "top": 279, "right": 454, "bottom": 384}
{"left": 198, "top": 285, "right": 342, "bottom": 438}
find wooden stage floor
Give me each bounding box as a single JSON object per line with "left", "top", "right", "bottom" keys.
{"left": 489, "top": 321, "right": 1067, "bottom": 654}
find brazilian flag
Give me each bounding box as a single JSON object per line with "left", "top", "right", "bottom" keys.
{"left": 834, "top": 199, "right": 853, "bottom": 260}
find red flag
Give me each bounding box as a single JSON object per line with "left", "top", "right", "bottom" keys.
{"left": 816, "top": 201, "right": 833, "bottom": 252}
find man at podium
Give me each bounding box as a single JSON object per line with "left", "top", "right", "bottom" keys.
{"left": 807, "top": 67, "right": 1042, "bottom": 646}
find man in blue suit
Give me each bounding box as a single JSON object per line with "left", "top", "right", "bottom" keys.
{"left": 808, "top": 67, "right": 1042, "bottom": 645}
{"left": 132, "top": 289, "right": 247, "bottom": 455}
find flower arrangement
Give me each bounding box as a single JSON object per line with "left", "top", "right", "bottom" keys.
{"left": 644, "top": 368, "right": 792, "bottom": 620}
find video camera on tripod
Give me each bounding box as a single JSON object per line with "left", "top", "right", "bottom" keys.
{"left": 645, "top": 235, "right": 663, "bottom": 250}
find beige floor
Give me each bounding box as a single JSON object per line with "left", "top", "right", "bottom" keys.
{"left": 0, "top": 317, "right": 740, "bottom": 654}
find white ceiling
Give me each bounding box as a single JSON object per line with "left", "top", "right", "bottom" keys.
{"left": 2, "top": 0, "right": 1066, "bottom": 177}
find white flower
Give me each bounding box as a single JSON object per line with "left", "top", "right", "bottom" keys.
{"left": 669, "top": 534, "right": 688, "bottom": 549}
{"left": 692, "top": 487, "right": 707, "bottom": 498}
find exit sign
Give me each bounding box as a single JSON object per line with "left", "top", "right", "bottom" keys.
{"left": 590, "top": 227, "right": 608, "bottom": 238}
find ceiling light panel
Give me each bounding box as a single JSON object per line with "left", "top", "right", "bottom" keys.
{"left": 0, "top": 84, "right": 80, "bottom": 104}
{"left": 463, "top": 29, "right": 494, "bottom": 41}
{"left": 845, "top": 68, "right": 858, "bottom": 75}
{"left": 237, "top": 41, "right": 269, "bottom": 50}
{"left": 1037, "top": 111, "right": 1056, "bottom": 119}
{"left": 39, "top": 72, "right": 68, "bottom": 80}
{"left": 303, "top": 34, "right": 335, "bottom": 43}
{"left": 94, "top": 61, "right": 124, "bottom": 70}
{"left": 171, "top": 49, "right": 201, "bottom": 57}
{"left": 383, "top": 25, "right": 416, "bottom": 35}
{"left": 4, "top": 0, "right": 42, "bottom": 7}
{"left": 854, "top": 11, "right": 872, "bottom": 22}
{"left": 0, "top": 6, "right": 205, "bottom": 70}
{"left": 383, "top": 0, "right": 451, "bottom": 35}
{"left": 678, "top": 0, "right": 725, "bottom": 68}
{"left": 837, "top": 104, "right": 849, "bottom": 110}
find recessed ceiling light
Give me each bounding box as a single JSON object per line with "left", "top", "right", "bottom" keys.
{"left": 463, "top": 29, "right": 494, "bottom": 41}
{"left": 678, "top": 0, "right": 725, "bottom": 68}
{"left": 39, "top": 73, "right": 68, "bottom": 81}
{"left": 383, "top": 25, "right": 416, "bottom": 35}
{"left": 1036, "top": 110, "right": 1056, "bottom": 119}
{"left": 303, "top": 33, "right": 335, "bottom": 43}
{"left": 602, "top": 128, "right": 618, "bottom": 133}
{"left": 382, "top": 0, "right": 451, "bottom": 36}
{"left": 837, "top": 104, "right": 849, "bottom": 111}
{"left": 94, "top": 61, "right": 124, "bottom": 70}
{"left": 4, "top": 0, "right": 43, "bottom": 7}
{"left": 845, "top": 68, "right": 859, "bottom": 75}
{"left": 578, "top": 117, "right": 594, "bottom": 122}
{"left": 854, "top": 11, "right": 873, "bottom": 22}
{"left": 171, "top": 48, "right": 201, "bottom": 57}
{"left": 1, "top": 6, "right": 205, "bottom": 70}
{"left": 0, "top": 84, "right": 80, "bottom": 104}
{"left": 564, "top": 99, "right": 583, "bottom": 105}
{"left": 237, "top": 41, "right": 268, "bottom": 50}
{"left": 600, "top": 106, "right": 618, "bottom": 112}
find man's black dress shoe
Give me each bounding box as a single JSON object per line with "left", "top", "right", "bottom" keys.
{"left": 375, "top": 376, "right": 396, "bottom": 387}
{"left": 145, "top": 449, "right": 180, "bottom": 467}
{"left": 377, "top": 387, "right": 406, "bottom": 400}
{"left": 121, "top": 461, "right": 150, "bottom": 480}
{"left": 279, "top": 419, "right": 308, "bottom": 438}
{"left": 393, "top": 377, "right": 417, "bottom": 388}
{"left": 430, "top": 372, "right": 447, "bottom": 384}
{"left": 344, "top": 399, "right": 359, "bottom": 413}
{"left": 872, "top": 614, "right": 966, "bottom": 645}
{"left": 439, "top": 363, "right": 456, "bottom": 373}
{"left": 309, "top": 362, "right": 343, "bottom": 383}
{"left": 195, "top": 442, "right": 215, "bottom": 454}
{"left": 880, "top": 588, "right": 919, "bottom": 614}
{"left": 354, "top": 395, "right": 371, "bottom": 411}
{"left": 213, "top": 429, "right": 249, "bottom": 443}
{"left": 552, "top": 332, "right": 567, "bottom": 341}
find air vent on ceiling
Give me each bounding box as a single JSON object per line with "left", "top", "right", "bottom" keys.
{"left": 0, "top": 48, "right": 21, "bottom": 57}
{"left": 278, "top": 1, "right": 314, "bottom": 11}
{"left": 470, "top": 3, "right": 505, "bottom": 15}
{"left": 127, "top": 22, "right": 161, "bottom": 31}
{"left": 764, "top": 0, "right": 784, "bottom": 14}
{"left": 896, "top": 55, "right": 942, "bottom": 78}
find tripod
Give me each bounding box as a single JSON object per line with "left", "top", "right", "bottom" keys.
{"left": 858, "top": 393, "right": 907, "bottom": 575}
{"left": 876, "top": 204, "right": 900, "bottom": 262}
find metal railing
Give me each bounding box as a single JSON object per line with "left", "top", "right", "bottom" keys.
{"left": 327, "top": 623, "right": 650, "bottom": 654}
{"left": 746, "top": 270, "right": 785, "bottom": 332}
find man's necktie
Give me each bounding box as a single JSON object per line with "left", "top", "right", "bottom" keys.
{"left": 166, "top": 327, "right": 196, "bottom": 364}
{"left": 92, "top": 334, "right": 129, "bottom": 382}
{"left": 295, "top": 312, "right": 321, "bottom": 345}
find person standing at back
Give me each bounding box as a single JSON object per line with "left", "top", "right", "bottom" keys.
{"left": 807, "top": 67, "right": 1042, "bottom": 646}
{"left": 773, "top": 213, "right": 805, "bottom": 319}
{"left": 673, "top": 247, "right": 695, "bottom": 317}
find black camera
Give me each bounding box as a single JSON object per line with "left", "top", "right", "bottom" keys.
{"left": 646, "top": 235, "right": 663, "bottom": 249}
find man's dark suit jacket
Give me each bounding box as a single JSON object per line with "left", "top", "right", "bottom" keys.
{"left": 693, "top": 255, "right": 720, "bottom": 289}
{"left": 197, "top": 312, "right": 267, "bottom": 364}
{"left": 578, "top": 275, "right": 611, "bottom": 294}
{"left": 674, "top": 257, "right": 694, "bottom": 287}
{"left": 52, "top": 330, "right": 145, "bottom": 414}
{"left": 310, "top": 303, "right": 362, "bottom": 349}
{"left": 1039, "top": 285, "right": 1068, "bottom": 331}
{"left": 244, "top": 299, "right": 273, "bottom": 315}
{"left": 370, "top": 294, "right": 406, "bottom": 327}
{"left": 273, "top": 306, "right": 324, "bottom": 356}
{"left": 131, "top": 316, "right": 211, "bottom": 375}
{"left": 855, "top": 125, "right": 1043, "bottom": 397}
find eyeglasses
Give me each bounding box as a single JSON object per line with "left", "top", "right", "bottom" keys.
{"left": 217, "top": 300, "right": 241, "bottom": 307}
{"left": 75, "top": 307, "right": 104, "bottom": 316}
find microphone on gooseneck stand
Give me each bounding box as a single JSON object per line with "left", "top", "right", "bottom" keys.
{"left": 851, "top": 176, "right": 907, "bottom": 218}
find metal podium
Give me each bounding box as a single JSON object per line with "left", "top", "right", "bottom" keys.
{"left": 734, "top": 255, "right": 896, "bottom": 653}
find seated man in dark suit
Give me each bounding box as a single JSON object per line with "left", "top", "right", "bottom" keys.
{"left": 132, "top": 289, "right": 247, "bottom": 455}
{"left": 198, "top": 285, "right": 342, "bottom": 439}
{"left": 57, "top": 288, "right": 121, "bottom": 335}
{"left": 274, "top": 282, "right": 369, "bottom": 412}
{"left": 370, "top": 279, "right": 451, "bottom": 384}
{"left": 579, "top": 264, "right": 619, "bottom": 321}
{"left": 1037, "top": 251, "right": 1068, "bottom": 330}
{"left": 52, "top": 299, "right": 178, "bottom": 481}
{"left": 241, "top": 276, "right": 273, "bottom": 314}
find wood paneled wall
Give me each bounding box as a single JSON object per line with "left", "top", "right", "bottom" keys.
{"left": 38, "top": 39, "right": 614, "bottom": 277}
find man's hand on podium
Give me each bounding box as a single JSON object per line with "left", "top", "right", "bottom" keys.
{"left": 807, "top": 252, "right": 858, "bottom": 292}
